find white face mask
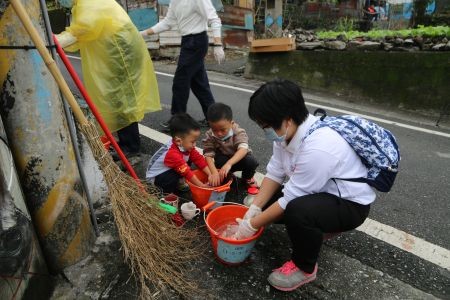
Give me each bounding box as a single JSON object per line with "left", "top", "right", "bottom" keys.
{"left": 263, "top": 122, "right": 290, "bottom": 143}
{"left": 216, "top": 129, "right": 233, "bottom": 141}
{"left": 59, "top": 0, "right": 74, "bottom": 8}
{"left": 264, "top": 127, "right": 285, "bottom": 143}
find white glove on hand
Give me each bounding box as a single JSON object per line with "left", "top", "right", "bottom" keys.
{"left": 55, "top": 32, "right": 77, "bottom": 48}
{"left": 234, "top": 218, "right": 257, "bottom": 240}
{"left": 140, "top": 30, "right": 148, "bottom": 38}
{"left": 243, "top": 204, "right": 262, "bottom": 220}
{"left": 213, "top": 46, "right": 225, "bottom": 64}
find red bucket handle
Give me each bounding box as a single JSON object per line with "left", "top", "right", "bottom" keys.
{"left": 213, "top": 185, "right": 231, "bottom": 193}
{"left": 201, "top": 201, "right": 217, "bottom": 212}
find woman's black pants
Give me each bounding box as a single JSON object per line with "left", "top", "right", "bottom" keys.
{"left": 264, "top": 189, "right": 370, "bottom": 273}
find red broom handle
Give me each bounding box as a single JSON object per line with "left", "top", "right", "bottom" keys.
{"left": 53, "top": 35, "right": 140, "bottom": 182}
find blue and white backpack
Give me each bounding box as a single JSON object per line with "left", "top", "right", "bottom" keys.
{"left": 306, "top": 109, "right": 400, "bottom": 192}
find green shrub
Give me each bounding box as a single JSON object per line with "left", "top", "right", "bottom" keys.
{"left": 317, "top": 25, "right": 450, "bottom": 39}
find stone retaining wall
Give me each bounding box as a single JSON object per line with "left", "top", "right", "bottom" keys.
{"left": 292, "top": 28, "right": 450, "bottom": 52}
{"left": 245, "top": 50, "right": 450, "bottom": 112}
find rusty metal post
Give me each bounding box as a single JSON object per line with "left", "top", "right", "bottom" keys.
{"left": 0, "top": 0, "right": 95, "bottom": 273}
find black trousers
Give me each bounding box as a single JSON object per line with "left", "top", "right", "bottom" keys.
{"left": 171, "top": 31, "right": 215, "bottom": 119}
{"left": 264, "top": 189, "right": 370, "bottom": 273}
{"left": 117, "top": 122, "right": 140, "bottom": 153}
{"left": 154, "top": 169, "right": 181, "bottom": 194}
{"left": 214, "top": 153, "right": 259, "bottom": 180}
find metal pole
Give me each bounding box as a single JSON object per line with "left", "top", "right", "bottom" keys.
{"left": 38, "top": 0, "right": 99, "bottom": 236}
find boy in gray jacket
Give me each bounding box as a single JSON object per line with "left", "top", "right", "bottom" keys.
{"left": 203, "top": 103, "right": 259, "bottom": 188}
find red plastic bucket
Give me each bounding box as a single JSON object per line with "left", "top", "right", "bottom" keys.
{"left": 204, "top": 203, "right": 264, "bottom": 265}
{"left": 186, "top": 170, "right": 232, "bottom": 208}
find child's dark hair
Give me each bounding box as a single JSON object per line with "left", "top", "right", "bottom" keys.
{"left": 169, "top": 113, "right": 200, "bottom": 137}
{"left": 207, "top": 103, "right": 233, "bottom": 123}
{"left": 248, "top": 79, "right": 309, "bottom": 130}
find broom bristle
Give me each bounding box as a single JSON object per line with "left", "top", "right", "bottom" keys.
{"left": 80, "top": 122, "right": 206, "bottom": 299}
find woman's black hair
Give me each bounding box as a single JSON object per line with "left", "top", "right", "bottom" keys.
{"left": 248, "top": 79, "right": 309, "bottom": 129}
{"left": 207, "top": 102, "right": 233, "bottom": 122}
{"left": 169, "top": 113, "right": 200, "bottom": 137}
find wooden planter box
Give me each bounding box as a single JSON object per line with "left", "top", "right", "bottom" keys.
{"left": 250, "top": 37, "right": 296, "bottom": 53}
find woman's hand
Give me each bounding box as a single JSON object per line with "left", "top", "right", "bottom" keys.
{"left": 213, "top": 45, "right": 225, "bottom": 64}
{"left": 243, "top": 204, "right": 262, "bottom": 220}
{"left": 139, "top": 28, "right": 154, "bottom": 37}
{"left": 234, "top": 218, "right": 258, "bottom": 240}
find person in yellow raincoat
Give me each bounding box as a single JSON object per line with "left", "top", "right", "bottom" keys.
{"left": 55, "top": 0, "right": 161, "bottom": 159}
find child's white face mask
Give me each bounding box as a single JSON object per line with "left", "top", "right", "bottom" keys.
{"left": 216, "top": 129, "right": 233, "bottom": 141}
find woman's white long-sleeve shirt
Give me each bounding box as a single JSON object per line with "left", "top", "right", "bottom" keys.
{"left": 151, "top": 0, "right": 222, "bottom": 37}
{"left": 265, "top": 114, "right": 376, "bottom": 210}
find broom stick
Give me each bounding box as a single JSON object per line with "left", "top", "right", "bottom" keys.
{"left": 11, "top": 0, "right": 202, "bottom": 298}
{"left": 52, "top": 35, "right": 140, "bottom": 182}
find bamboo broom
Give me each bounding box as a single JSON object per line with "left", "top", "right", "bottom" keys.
{"left": 10, "top": 0, "right": 202, "bottom": 298}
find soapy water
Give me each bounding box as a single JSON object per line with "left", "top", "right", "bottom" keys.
{"left": 217, "top": 222, "right": 240, "bottom": 239}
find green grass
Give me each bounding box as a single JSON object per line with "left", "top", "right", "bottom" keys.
{"left": 317, "top": 25, "right": 450, "bottom": 40}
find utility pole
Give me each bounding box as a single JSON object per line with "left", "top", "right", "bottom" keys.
{"left": 0, "top": 0, "right": 94, "bottom": 273}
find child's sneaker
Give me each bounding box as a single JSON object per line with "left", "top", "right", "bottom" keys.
{"left": 267, "top": 260, "right": 317, "bottom": 291}
{"left": 177, "top": 179, "right": 190, "bottom": 192}
{"left": 245, "top": 177, "right": 259, "bottom": 189}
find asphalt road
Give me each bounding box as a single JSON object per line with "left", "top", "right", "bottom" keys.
{"left": 63, "top": 56, "right": 450, "bottom": 298}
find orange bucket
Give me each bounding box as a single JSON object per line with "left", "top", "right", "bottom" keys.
{"left": 186, "top": 170, "right": 232, "bottom": 208}
{"left": 203, "top": 202, "right": 264, "bottom": 265}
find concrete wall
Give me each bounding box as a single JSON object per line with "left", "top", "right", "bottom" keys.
{"left": 245, "top": 51, "right": 450, "bottom": 112}
{"left": 1, "top": 0, "right": 95, "bottom": 273}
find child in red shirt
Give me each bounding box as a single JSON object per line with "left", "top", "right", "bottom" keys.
{"left": 146, "top": 114, "right": 212, "bottom": 193}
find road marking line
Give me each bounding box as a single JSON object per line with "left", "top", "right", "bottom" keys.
{"left": 138, "top": 124, "right": 170, "bottom": 144}
{"left": 138, "top": 123, "right": 450, "bottom": 271}
{"left": 357, "top": 218, "right": 450, "bottom": 271}
{"left": 66, "top": 55, "right": 449, "bottom": 138}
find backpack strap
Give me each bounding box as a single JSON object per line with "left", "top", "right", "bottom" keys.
{"left": 313, "top": 108, "right": 327, "bottom": 121}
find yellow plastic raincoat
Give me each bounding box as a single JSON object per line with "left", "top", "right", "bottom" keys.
{"left": 60, "top": 0, "right": 160, "bottom": 132}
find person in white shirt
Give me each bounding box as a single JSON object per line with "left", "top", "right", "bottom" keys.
{"left": 234, "top": 79, "right": 376, "bottom": 291}
{"left": 140, "top": 0, "right": 225, "bottom": 128}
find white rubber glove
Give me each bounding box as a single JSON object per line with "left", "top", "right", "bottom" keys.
{"left": 234, "top": 218, "right": 257, "bottom": 240}
{"left": 213, "top": 45, "right": 225, "bottom": 64}
{"left": 243, "top": 204, "right": 262, "bottom": 220}
{"left": 55, "top": 32, "right": 77, "bottom": 48}
{"left": 140, "top": 30, "right": 148, "bottom": 38}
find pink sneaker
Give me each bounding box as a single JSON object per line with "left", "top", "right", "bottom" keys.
{"left": 267, "top": 260, "right": 317, "bottom": 291}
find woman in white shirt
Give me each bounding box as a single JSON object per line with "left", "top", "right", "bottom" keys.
{"left": 140, "top": 0, "right": 225, "bottom": 127}
{"left": 234, "top": 79, "right": 375, "bottom": 291}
